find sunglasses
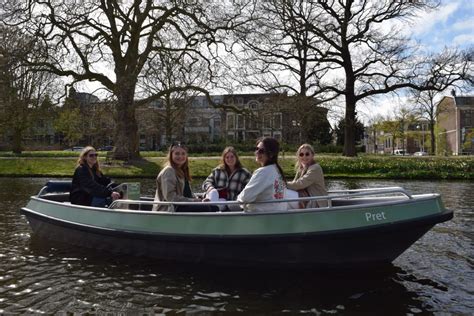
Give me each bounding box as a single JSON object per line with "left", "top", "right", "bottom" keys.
{"left": 299, "top": 152, "right": 311, "bottom": 157}
{"left": 88, "top": 153, "right": 98, "bottom": 158}
{"left": 254, "top": 147, "right": 266, "bottom": 154}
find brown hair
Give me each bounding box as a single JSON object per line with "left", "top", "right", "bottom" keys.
{"left": 77, "top": 146, "right": 102, "bottom": 176}
{"left": 218, "top": 146, "right": 243, "bottom": 174}
{"left": 295, "top": 143, "right": 316, "bottom": 173}
{"left": 166, "top": 142, "right": 191, "bottom": 181}
{"left": 257, "top": 137, "right": 285, "bottom": 183}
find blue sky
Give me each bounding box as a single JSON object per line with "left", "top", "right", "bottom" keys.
{"left": 358, "top": 0, "right": 474, "bottom": 123}
{"left": 410, "top": 0, "right": 473, "bottom": 51}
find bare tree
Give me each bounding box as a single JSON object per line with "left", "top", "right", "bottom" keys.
{"left": 235, "top": 1, "right": 332, "bottom": 98}
{"left": 410, "top": 89, "right": 439, "bottom": 155}
{"left": 245, "top": 0, "right": 471, "bottom": 156}
{"left": 3, "top": 0, "right": 251, "bottom": 160}
{"left": 0, "top": 25, "right": 58, "bottom": 153}
{"left": 139, "top": 37, "right": 211, "bottom": 145}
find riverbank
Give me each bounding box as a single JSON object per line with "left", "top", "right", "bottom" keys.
{"left": 0, "top": 154, "right": 472, "bottom": 179}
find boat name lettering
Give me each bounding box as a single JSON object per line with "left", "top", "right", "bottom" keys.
{"left": 365, "top": 211, "right": 387, "bottom": 222}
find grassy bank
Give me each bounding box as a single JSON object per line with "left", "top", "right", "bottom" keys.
{"left": 0, "top": 153, "right": 472, "bottom": 179}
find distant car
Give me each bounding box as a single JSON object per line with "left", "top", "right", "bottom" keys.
{"left": 413, "top": 151, "right": 428, "bottom": 156}
{"left": 71, "top": 146, "right": 84, "bottom": 152}
{"left": 98, "top": 145, "right": 114, "bottom": 151}
{"left": 393, "top": 149, "right": 406, "bottom": 156}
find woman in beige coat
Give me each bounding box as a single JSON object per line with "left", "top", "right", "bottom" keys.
{"left": 153, "top": 143, "right": 218, "bottom": 212}
{"left": 287, "top": 144, "right": 328, "bottom": 208}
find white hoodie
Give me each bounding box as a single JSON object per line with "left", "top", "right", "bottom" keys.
{"left": 237, "top": 164, "right": 287, "bottom": 212}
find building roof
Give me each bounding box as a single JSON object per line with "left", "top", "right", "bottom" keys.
{"left": 455, "top": 96, "right": 474, "bottom": 109}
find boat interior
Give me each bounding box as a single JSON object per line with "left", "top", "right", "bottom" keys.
{"left": 35, "top": 181, "right": 425, "bottom": 212}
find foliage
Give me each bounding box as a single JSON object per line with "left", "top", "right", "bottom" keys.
{"left": 54, "top": 108, "right": 83, "bottom": 147}
{"left": 0, "top": 154, "right": 472, "bottom": 180}
{"left": 0, "top": 25, "right": 59, "bottom": 154}
{"left": 3, "top": 0, "right": 248, "bottom": 160}
{"left": 334, "top": 116, "right": 365, "bottom": 146}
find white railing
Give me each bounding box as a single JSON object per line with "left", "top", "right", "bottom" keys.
{"left": 108, "top": 186, "right": 413, "bottom": 211}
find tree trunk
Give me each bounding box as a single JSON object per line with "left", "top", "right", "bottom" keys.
{"left": 430, "top": 124, "right": 436, "bottom": 155}
{"left": 343, "top": 98, "right": 357, "bottom": 156}
{"left": 11, "top": 128, "right": 23, "bottom": 154}
{"left": 113, "top": 82, "right": 139, "bottom": 161}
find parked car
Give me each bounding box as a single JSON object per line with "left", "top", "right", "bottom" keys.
{"left": 393, "top": 149, "right": 406, "bottom": 156}
{"left": 71, "top": 146, "right": 84, "bottom": 152}
{"left": 413, "top": 151, "right": 428, "bottom": 156}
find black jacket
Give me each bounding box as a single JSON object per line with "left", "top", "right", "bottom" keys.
{"left": 70, "top": 164, "right": 112, "bottom": 206}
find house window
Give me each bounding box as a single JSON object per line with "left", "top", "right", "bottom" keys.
{"left": 273, "top": 113, "right": 282, "bottom": 129}
{"left": 248, "top": 100, "right": 259, "bottom": 110}
{"left": 263, "top": 114, "right": 272, "bottom": 129}
{"left": 227, "top": 113, "right": 235, "bottom": 130}
{"left": 214, "top": 118, "right": 221, "bottom": 130}
{"left": 188, "top": 117, "right": 200, "bottom": 127}
{"left": 247, "top": 115, "right": 259, "bottom": 130}
{"left": 237, "top": 114, "right": 244, "bottom": 129}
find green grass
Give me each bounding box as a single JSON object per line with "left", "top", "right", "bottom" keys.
{"left": 0, "top": 153, "right": 472, "bottom": 179}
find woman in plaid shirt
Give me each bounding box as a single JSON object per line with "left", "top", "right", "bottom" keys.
{"left": 202, "top": 147, "right": 251, "bottom": 204}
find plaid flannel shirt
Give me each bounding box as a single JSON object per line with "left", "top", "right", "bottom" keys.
{"left": 202, "top": 167, "right": 252, "bottom": 200}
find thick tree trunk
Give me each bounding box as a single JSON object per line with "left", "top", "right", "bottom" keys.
{"left": 113, "top": 82, "right": 139, "bottom": 161}
{"left": 343, "top": 99, "right": 357, "bottom": 156}
{"left": 430, "top": 125, "right": 436, "bottom": 155}
{"left": 11, "top": 128, "right": 23, "bottom": 154}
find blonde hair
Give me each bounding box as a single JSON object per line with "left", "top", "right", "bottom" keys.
{"left": 77, "top": 146, "right": 102, "bottom": 176}
{"left": 295, "top": 143, "right": 316, "bottom": 172}
{"left": 166, "top": 143, "right": 191, "bottom": 181}
{"left": 218, "top": 147, "right": 243, "bottom": 174}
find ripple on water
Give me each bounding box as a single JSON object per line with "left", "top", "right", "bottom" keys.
{"left": 0, "top": 178, "right": 473, "bottom": 314}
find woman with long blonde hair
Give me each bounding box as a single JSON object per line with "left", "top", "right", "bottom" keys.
{"left": 70, "top": 146, "right": 121, "bottom": 206}
{"left": 153, "top": 143, "right": 218, "bottom": 212}
{"left": 287, "top": 143, "right": 327, "bottom": 208}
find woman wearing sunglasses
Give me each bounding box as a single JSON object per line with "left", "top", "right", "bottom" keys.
{"left": 287, "top": 143, "right": 327, "bottom": 208}
{"left": 70, "top": 146, "right": 121, "bottom": 207}
{"left": 237, "top": 137, "right": 287, "bottom": 212}
{"left": 153, "top": 143, "right": 218, "bottom": 212}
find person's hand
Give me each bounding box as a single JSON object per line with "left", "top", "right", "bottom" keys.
{"left": 111, "top": 191, "right": 121, "bottom": 200}
{"left": 202, "top": 198, "right": 210, "bottom": 202}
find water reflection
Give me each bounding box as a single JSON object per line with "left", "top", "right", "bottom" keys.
{"left": 0, "top": 177, "right": 472, "bottom": 314}
{"left": 23, "top": 236, "right": 428, "bottom": 314}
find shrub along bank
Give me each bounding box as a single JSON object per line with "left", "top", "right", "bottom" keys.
{"left": 0, "top": 154, "right": 472, "bottom": 179}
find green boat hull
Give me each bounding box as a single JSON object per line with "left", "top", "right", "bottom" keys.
{"left": 20, "top": 193, "right": 453, "bottom": 267}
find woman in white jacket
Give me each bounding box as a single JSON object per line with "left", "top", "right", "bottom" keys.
{"left": 237, "top": 137, "right": 287, "bottom": 212}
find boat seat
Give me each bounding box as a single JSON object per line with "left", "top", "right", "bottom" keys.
{"left": 41, "top": 180, "right": 72, "bottom": 195}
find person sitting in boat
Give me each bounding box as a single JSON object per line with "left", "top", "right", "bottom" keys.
{"left": 237, "top": 137, "right": 287, "bottom": 212}
{"left": 70, "top": 146, "right": 121, "bottom": 207}
{"left": 202, "top": 146, "right": 251, "bottom": 211}
{"left": 153, "top": 143, "right": 219, "bottom": 212}
{"left": 286, "top": 143, "right": 328, "bottom": 208}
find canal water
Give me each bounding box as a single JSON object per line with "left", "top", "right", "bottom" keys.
{"left": 0, "top": 177, "right": 472, "bottom": 314}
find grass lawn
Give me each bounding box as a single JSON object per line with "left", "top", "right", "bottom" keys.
{"left": 0, "top": 153, "right": 472, "bottom": 179}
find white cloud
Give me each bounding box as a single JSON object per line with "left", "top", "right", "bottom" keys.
{"left": 411, "top": 2, "right": 460, "bottom": 36}
{"left": 452, "top": 18, "right": 474, "bottom": 32}
{"left": 453, "top": 34, "right": 474, "bottom": 46}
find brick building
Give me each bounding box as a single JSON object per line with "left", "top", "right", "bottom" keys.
{"left": 437, "top": 94, "right": 474, "bottom": 155}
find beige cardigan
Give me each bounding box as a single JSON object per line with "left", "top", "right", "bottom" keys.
{"left": 153, "top": 166, "right": 195, "bottom": 212}
{"left": 286, "top": 163, "right": 328, "bottom": 208}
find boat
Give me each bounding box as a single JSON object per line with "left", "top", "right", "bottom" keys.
{"left": 20, "top": 180, "right": 453, "bottom": 268}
